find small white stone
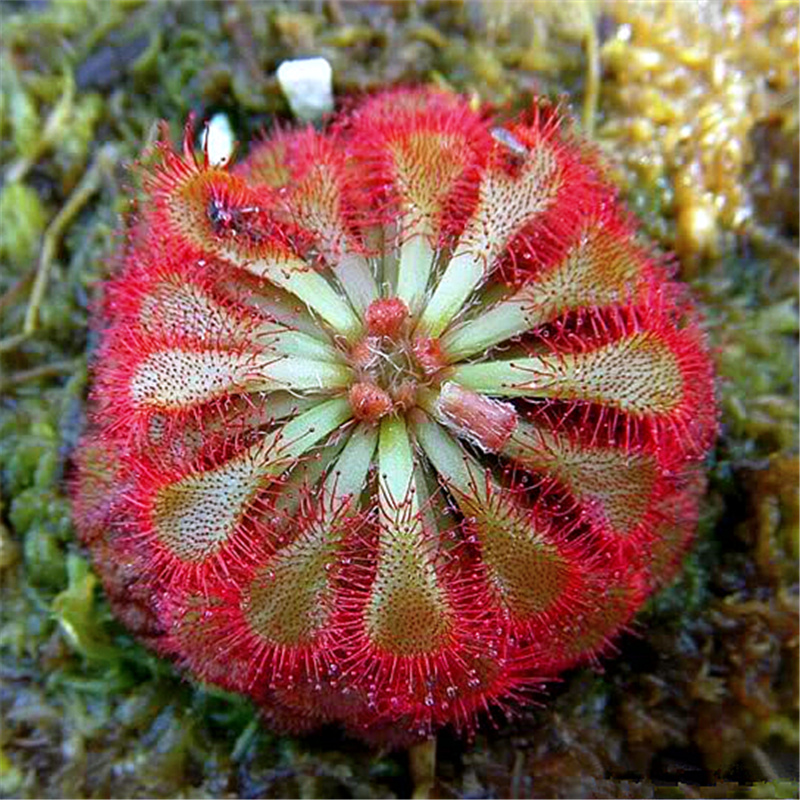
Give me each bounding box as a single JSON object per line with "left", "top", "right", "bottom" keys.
{"left": 276, "top": 57, "right": 334, "bottom": 122}
{"left": 200, "top": 112, "right": 235, "bottom": 167}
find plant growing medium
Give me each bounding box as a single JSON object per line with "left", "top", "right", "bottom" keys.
{"left": 72, "top": 88, "right": 716, "bottom": 745}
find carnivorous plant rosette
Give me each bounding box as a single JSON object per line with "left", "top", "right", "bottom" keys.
{"left": 72, "top": 88, "right": 717, "bottom": 744}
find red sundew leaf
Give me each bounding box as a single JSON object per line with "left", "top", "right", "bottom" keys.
{"left": 238, "top": 125, "right": 365, "bottom": 262}
{"left": 515, "top": 292, "right": 718, "bottom": 459}
{"left": 434, "top": 384, "right": 702, "bottom": 571}
{"left": 323, "top": 504, "right": 521, "bottom": 737}
{"left": 341, "top": 87, "right": 494, "bottom": 247}
{"left": 115, "top": 432, "right": 294, "bottom": 598}
{"left": 165, "top": 569, "right": 341, "bottom": 706}
{"left": 161, "top": 492, "right": 368, "bottom": 698}
{"left": 454, "top": 480, "right": 608, "bottom": 630}
{"left": 451, "top": 101, "right": 606, "bottom": 284}
{"left": 496, "top": 199, "right": 664, "bottom": 303}
{"left": 519, "top": 556, "right": 649, "bottom": 673}
{"left": 140, "top": 121, "right": 313, "bottom": 271}
{"left": 88, "top": 321, "right": 271, "bottom": 450}
{"left": 98, "top": 243, "right": 250, "bottom": 337}
{"left": 70, "top": 427, "right": 132, "bottom": 547}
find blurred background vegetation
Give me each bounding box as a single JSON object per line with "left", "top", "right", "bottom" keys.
{"left": 0, "top": 1, "right": 797, "bottom": 797}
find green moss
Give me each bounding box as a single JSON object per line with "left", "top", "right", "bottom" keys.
{"left": 0, "top": 54, "right": 41, "bottom": 158}
{"left": 0, "top": 182, "right": 48, "bottom": 270}
{"left": 749, "top": 782, "right": 800, "bottom": 800}
{"left": 52, "top": 555, "right": 121, "bottom": 662}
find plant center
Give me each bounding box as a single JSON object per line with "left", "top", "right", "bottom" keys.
{"left": 347, "top": 297, "right": 445, "bottom": 422}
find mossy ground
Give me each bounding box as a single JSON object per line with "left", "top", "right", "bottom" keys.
{"left": 0, "top": 2, "right": 797, "bottom": 798}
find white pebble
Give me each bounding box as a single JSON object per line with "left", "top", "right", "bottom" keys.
{"left": 200, "top": 112, "right": 235, "bottom": 167}
{"left": 277, "top": 57, "right": 334, "bottom": 122}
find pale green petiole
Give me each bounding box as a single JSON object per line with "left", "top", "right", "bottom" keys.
{"left": 245, "top": 396, "right": 352, "bottom": 481}
{"left": 236, "top": 252, "right": 362, "bottom": 341}
{"left": 331, "top": 252, "right": 379, "bottom": 317}
{"left": 378, "top": 415, "right": 418, "bottom": 526}
{"left": 440, "top": 293, "right": 533, "bottom": 361}
{"left": 396, "top": 218, "right": 436, "bottom": 316}
{"left": 412, "top": 411, "right": 477, "bottom": 498}
{"left": 324, "top": 422, "right": 378, "bottom": 504}
{"left": 415, "top": 249, "right": 485, "bottom": 339}
{"left": 413, "top": 412, "right": 496, "bottom": 523}
{"left": 265, "top": 397, "right": 353, "bottom": 466}
{"left": 249, "top": 356, "right": 353, "bottom": 393}
{"left": 449, "top": 357, "right": 556, "bottom": 397}
{"left": 256, "top": 324, "right": 343, "bottom": 362}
